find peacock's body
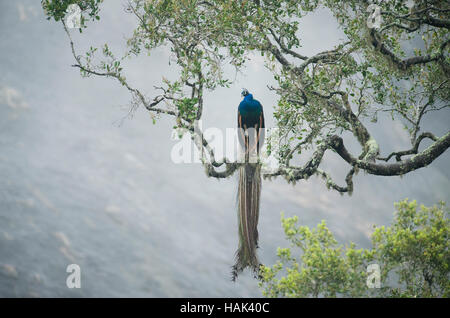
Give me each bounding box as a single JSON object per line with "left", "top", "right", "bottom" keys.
{"left": 237, "top": 89, "right": 265, "bottom": 157}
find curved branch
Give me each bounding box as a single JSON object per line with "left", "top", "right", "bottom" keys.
{"left": 297, "top": 42, "right": 352, "bottom": 72}
{"left": 268, "top": 131, "right": 449, "bottom": 192}
{"left": 63, "top": 20, "right": 240, "bottom": 180}
{"left": 264, "top": 135, "right": 347, "bottom": 181}
{"left": 356, "top": 131, "right": 450, "bottom": 176}
{"left": 369, "top": 29, "right": 449, "bottom": 71}
{"left": 316, "top": 167, "right": 355, "bottom": 194}
{"left": 381, "top": 6, "right": 450, "bottom": 29}
{"left": 268, "top": 28, "right": 308, "bottom": 61}
{"left": 377, "top": 132, "right": 438, "bottom": 162}
{"left": 313, "top": 92, "right": 379, "bottom": 161}
{"left": 319, "top": 132, "right": 450, "bottom": 177}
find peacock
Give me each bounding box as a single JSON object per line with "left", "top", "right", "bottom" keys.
{"left": 232, "top": 88, "right": 265, "bottom": 281}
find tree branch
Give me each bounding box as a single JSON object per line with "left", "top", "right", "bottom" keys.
{"left": 357, "top": 132, "right": 450, "bottom": 176}
{"left": 369, "top": 29, "right": 449, "bottom": 71}
{"left": 377, "top": 132, "right": 438, "bottom": 162}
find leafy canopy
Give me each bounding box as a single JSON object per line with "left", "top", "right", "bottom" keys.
{"left": 41, "top": 0, "right": 450, "bottom": 189}
{"left": 259, "top": 199, "right": 450, "bottom": 297}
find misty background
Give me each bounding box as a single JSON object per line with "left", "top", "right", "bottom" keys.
{"left": 0, "top": 1, "right": 448, "bottom": 297}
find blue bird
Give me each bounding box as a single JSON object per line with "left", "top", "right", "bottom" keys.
{"left": 237, "top": 88, "right": 265, "bottom": 158}
{"left": 232, "top": 89, "right": 265, "bottom": 281}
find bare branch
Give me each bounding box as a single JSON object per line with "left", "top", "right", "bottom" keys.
{"left": 316, "top": 167, "right": 355, "bottom": 194}
{"left": 268, "top": 28, "right": 308, "bottom": 61}
{"left": 356, "top": 132, "right": 450, "bottom": 176}
{"left": 377, "top": 132, "right": 438, "bottom": 162}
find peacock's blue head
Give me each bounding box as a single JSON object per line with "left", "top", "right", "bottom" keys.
{"left": 241, "top": 88, "right": 250, "bottom": 97}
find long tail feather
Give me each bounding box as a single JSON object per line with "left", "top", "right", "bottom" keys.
{"left": 232, "top": 163, "right": 262, "bottom": 281}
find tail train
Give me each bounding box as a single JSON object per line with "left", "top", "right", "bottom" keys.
{"left": 232, "top": 163, "right": 262, "bottom": 281}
